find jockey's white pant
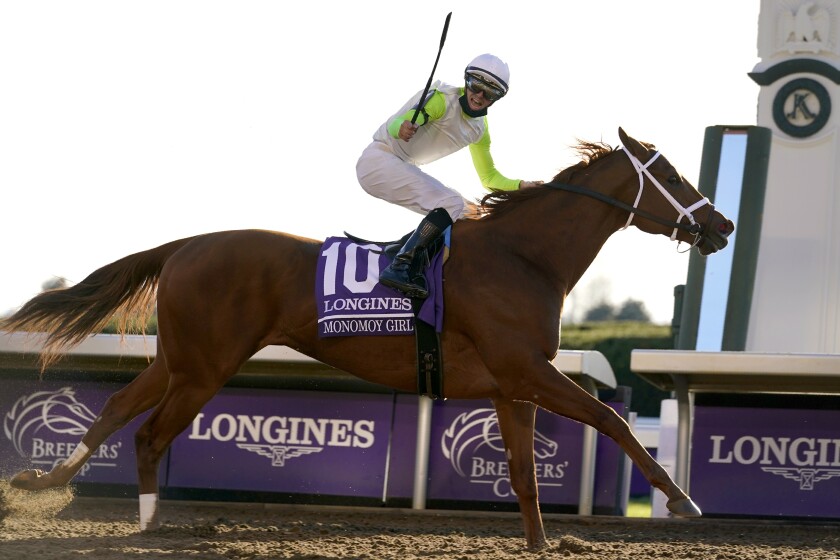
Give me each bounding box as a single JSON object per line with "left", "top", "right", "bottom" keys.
{"left": 356, "top": 141, "right": 467, "bottom": 221}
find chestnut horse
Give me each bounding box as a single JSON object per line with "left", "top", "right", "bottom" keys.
{"left": 3, "top": 128, "right": 733, "bottom": 551}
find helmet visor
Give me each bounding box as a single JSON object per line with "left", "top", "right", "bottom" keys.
{"left": 464, "top": 72, "right": 506, "bottom": 102}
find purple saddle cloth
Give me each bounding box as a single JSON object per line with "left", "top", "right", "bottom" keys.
{"left": 315, "top": 231, "right": 447, "bottom": 338}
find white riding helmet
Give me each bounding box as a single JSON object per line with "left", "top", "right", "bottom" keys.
{"left": 465, "top": 53, "right": 510, "bottom": 96}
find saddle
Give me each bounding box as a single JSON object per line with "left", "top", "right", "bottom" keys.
{"left": 343, "top": 231, "right": 446, "bottom": 262}
{"left": 342, "top": 230, "right": 447, "bottom": 399}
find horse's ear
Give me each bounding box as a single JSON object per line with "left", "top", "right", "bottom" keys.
{"left": 618, "top": 127, "right": 629, "bottom": 145}
{"left": 618, "top": 127, "right": 646, "bottom": 157}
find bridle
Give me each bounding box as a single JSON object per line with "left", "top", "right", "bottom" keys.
{"left": 546, "top": 144, "right": 712, "bottom": 244}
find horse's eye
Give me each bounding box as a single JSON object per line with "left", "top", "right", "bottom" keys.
{"left": 667, "top": 175, "right": 680, "bottom": 186}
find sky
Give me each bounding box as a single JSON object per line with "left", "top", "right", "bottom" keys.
{"left": 0, "top": 1, "right": 762, "bottom": 324}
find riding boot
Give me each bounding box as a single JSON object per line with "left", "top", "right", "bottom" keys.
{"left": 379, "top": 208, "right": 452, "bottom": 299}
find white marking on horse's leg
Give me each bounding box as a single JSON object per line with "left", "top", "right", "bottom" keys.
{"left": 139, "top": 493, "right": 159, "bottom": 531}
{"left": 63, "top": 442, "right": 89, "bottom": 470}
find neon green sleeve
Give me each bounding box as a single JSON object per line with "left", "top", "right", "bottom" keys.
{"left": 386, "top": 90, "right": 447, "bottom": 138}
{"left": 469, "top": 120, "right": 520, "bottom": 191}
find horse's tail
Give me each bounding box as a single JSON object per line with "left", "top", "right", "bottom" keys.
{"left": 1, "top": 236, "right": 196, "bottom": 370}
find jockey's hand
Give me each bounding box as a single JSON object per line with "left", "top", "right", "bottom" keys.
{"left": 519, "top": 180, "right": 544, "bottom": 189}
{"left": 399, "top": 121, "right": 419, "bottom": 142}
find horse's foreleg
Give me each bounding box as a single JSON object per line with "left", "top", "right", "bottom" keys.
{"left": 520, "top": 362, "right": 701, "bottom": 518}
{"left": 10, "top": 358, "right": 169, "bottom": 491}
{"left": 492, "top": 398, "right": 548, "bottom": 551}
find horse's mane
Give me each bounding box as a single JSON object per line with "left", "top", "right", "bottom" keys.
{"left": 479, "top": 139, "right": 626, "bottom": 219}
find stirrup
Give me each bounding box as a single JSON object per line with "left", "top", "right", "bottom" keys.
{"left": 379, "top": 268, "right": 428, "bottom": 299}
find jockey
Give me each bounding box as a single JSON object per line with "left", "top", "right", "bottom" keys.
{"left": 356, "top": 53, "right": 543, "bottom": 299}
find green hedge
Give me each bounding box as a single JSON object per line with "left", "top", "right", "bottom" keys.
{"left": 560, "top": 322, "right": 672, "bottom": 417}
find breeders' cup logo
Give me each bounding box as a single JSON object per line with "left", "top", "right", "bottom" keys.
{"left": 441, "top": 408, "right": 567, "bottom": 498}
{"left": 3, "top": 387, "right": 121, "bottom": 476}
{"left": 188, "top": 411, "right": 375, "bottom": 468}
{"left": 709, "top": 435, "right": 840, "bottom": 490}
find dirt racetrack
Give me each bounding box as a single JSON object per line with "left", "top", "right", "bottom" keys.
{"left": 1, "top": 481, "right": 838, "bottom": 559}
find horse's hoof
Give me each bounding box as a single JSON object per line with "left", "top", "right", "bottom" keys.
{"left": 140, "top": 520, "right": 161, "bottom": 532}
{"left": 667, "top": 497, "right": 702, "bottom": 518}
{"left": 527, "top": 540, "right": 549, "bottom": 552}
{"left": 9, "top": 469, "right": 46, "bottom": 490}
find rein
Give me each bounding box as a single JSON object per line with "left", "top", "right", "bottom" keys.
{"left": 545, "top": 144, "right": 711, "bottom": 239}
{"left": 545, "top": 181, "right": 705, "bottom": 235}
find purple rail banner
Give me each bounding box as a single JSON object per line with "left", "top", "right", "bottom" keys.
{"left": 0, "top": 379, "right": 158, "bottom": 484}
{"left": 386, "top": 395, "right": 626, "bottom": 510}
{"left": 690, "top": 405, "right": 840, "bottom": 517}
{"left": 167, "top": 387, "right": 394, "bottom": 497}
{"left": 1, "top": 375, "right": 625, "bottom": 511}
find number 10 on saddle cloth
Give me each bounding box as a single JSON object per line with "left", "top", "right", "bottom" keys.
{"left": 315, "top": 235, "right": 446, "bottom": 338}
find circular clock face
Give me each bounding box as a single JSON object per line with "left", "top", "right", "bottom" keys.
{"left": 773, "top": 78, "right": 832, "bottom": 138}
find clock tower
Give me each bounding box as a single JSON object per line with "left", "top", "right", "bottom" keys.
{"left": 747, "top": 0, "right": 840, "bottom": 352}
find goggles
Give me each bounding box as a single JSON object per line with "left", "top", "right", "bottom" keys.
{"left": 464, "top": 72, "right": 506, "bottom": 102}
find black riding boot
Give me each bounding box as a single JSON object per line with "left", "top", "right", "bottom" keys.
{"left": 379, "top": 208, "right": 452, "bottom": 299}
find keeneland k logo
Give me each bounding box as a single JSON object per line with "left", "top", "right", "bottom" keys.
{"left": 236, "top": 443, "right": 322, "bottom": 466}
{"left": 761, "top": 467, "right": 840, "bottom": 491}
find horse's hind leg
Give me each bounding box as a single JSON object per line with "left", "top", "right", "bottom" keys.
{"left": 492, "top": 398, "right": 548, "bottom": 551}
{"left": 518, "top": 361, "right": 701, "bottom": 517}
{"left": 10, "top": 356, "right": 169, "bottom": 491}
{"left": 133, "top": 368, "right": 233, "bottom": 530}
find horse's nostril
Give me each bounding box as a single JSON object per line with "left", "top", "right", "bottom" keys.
{"left": 718, "top": 220, "right": 734, "bottom": 236}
